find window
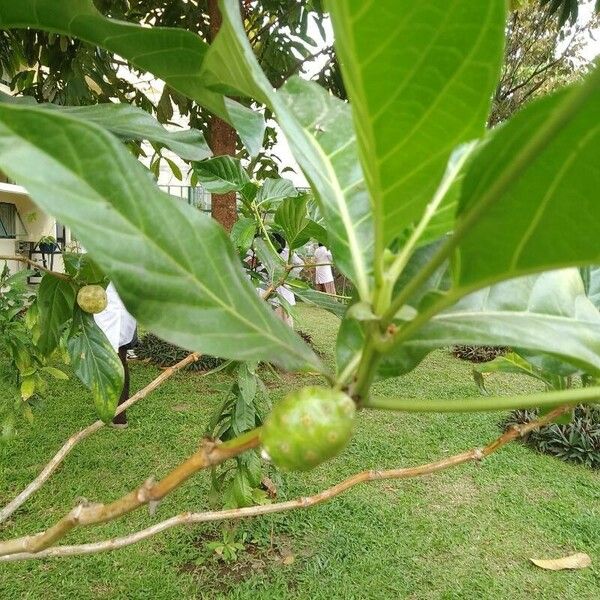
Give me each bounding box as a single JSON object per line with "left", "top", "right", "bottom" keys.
{"left": 0, "top": 202, "right": 16, "bottom": 239}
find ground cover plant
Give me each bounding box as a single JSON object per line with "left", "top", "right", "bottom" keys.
{"left": 0, "top": 0, "right": 599, "bottom": 573}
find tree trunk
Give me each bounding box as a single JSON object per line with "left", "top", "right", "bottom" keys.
{"left": 207, "top": 0, "right": 238, "bottom": 231}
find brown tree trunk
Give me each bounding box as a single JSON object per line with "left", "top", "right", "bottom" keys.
{"left": 207, "top": 0, "right": 238, "bottom": 231}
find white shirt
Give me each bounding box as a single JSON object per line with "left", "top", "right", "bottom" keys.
{"left": 314, "top": 246, "right": 334, "bottom": 284}
{"left": 278, "top": 248, "right": 303, "bottom": 306}
{"left": 93, "top": 283, "right": 137, "bottom": 350}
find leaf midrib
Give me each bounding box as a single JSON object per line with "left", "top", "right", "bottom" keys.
{"left": 1, "top": 108, "right": 317, "bottom": 368}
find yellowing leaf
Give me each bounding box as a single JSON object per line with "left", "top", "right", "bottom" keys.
{"left": 530, "top": 553, "right": 591, "bottom": 571}
{"left": 20, "top": 377, "right": 36, "bottom": 401}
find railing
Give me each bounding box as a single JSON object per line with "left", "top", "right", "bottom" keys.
{"left": 160, "top": 185, "right": 312, "bottom": 214}
{"left": 159, "top": 185, "right": 212, "bottom": 212}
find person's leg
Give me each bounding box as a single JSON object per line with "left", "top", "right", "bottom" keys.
{"left": 112, "top": 346, "right": 129, "bottom": 427}
{"left": 324, "top": 280, "right": 336, "bottom": 295}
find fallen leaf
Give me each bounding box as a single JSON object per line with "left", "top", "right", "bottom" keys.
{"left": 530, "top": 553, "right": 591, "bottom": 571}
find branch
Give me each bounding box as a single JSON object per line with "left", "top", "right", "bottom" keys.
{"left": 0, "top": 352, "right": 201, "bottom": 525}
{"left": 0, "top": 405, "right": 570, "bottom": 562}
{"left": 0, "top": 428, "right": 260, "bottom": 557}
{"left": 260, "top": 262, "right": 333, "bottom": 302}
{"left": 0, "top": 255, "right": 70, "bottom": 280}
{"left": 281, "top": 45, "right": 334, "bottom": 81}
{"left": 364, "top": 386, "right": 600, "bottom": 413}
{"left": 261, "top": 263, "right": 294, "bottom": 301}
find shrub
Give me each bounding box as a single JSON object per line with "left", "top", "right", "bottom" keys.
{"left": 452, "top": 345, "right": 507, "bottom": 363}
{"left": 135, "top": 333, "right": 223, "bottom": 371}
{"left": 502, "top": 405, "right": 600, "bottom": 469}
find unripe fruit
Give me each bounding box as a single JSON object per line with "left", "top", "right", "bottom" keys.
{"left": 260, "top": 386, "right": 355, "bottom": 472}
{"left": 77, "top": 284, "right": 108, "bottom": 314}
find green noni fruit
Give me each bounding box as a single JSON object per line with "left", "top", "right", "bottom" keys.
{"left": 76, "top": 284, "right": 107, "bottom": 314}
{"left": 260, "top": 386, "right": 356, "bottom": 472}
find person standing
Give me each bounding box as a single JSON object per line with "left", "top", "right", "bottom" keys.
{"left": 314, "top": 244, "right": 336, "bottom": 295}
{"left": 93, "top": 283, "right": 137, "bottom": 429}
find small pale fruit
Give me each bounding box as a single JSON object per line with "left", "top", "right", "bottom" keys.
{"left": 77, "top": 284, "right": 107, "bottom": 314}
{"left": 260, "top": 386, "right": 355, "bottom": 472}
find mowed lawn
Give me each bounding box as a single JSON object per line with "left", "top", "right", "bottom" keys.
{"left": 1, "top": 305, "right": 599, "bottom": 599}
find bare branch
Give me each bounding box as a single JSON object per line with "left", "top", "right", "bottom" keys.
{"left": 0, "top": 255, "right": 70, "bottom": 280}
{"left": 0, "top": 352, "right": 201, "bottom": 525}
{"left": 0, "top": 427, "right": 260, "bottom": 557}
{"left": 0, "top": 406, "right": 570, "bottom": 562}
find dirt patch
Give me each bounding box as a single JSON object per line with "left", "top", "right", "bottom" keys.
{"left": 178, "top": 532, "right": 306, "bottom": 595}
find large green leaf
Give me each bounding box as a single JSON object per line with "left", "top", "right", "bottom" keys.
{"left": 326, "top": 0, "right": 506, "bottom": 245}
{"left": 230, "top": 217, "right": 256, "bottom": 253}
{"left": 340, "top": 269, "right": 600, "bottom": 380}
{"left": 455, "top": 73, "right": 600, "bottom": 290}
{"left": 301, "top": 219, "right": 328, "bottom": 247}
{"left": 472, "top": 352, "right": 548, "bottom": 395}
{"left": 0, "top": 92, "right": 210, "bottom": 161}
{"left": 192, "top": 156, "right": 250, "bottom": 193}
{"left": 67, "top": 309, "right": 123, "bottom": 422}
{"left": 201, "top": 0, "right": 373, "bottom": 301}
{"left": 255, "top": 178, "right": 298, "bottom": 207}
{"left": 0, "top": 103, "right": 323, "bottom": 373}
{"left": 62, "top": 252, "right": 107, "bottom": 285}
{"left": 0, "top": 0, "right": 263, "bottom": 154}
{"left": 36, "top": 274, "right": 76, "bottom": 356}
{"left": 292, "top": 286, "right": 348, "bottom": 319}
{"left": 274, "top": 196, "right": 309, "bottom": 250}
{"left": 582, "top": 266, "right": 600, "bottom": 309}
{"left": 394, "top": 269, "right": 600, "bottom": 378}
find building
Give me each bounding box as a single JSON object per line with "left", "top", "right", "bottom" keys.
{"left": 0, "top": 170, "right": 211, "bottom": 282}
{"left": 0, "top": 172, "right": 71, "bottom": 280}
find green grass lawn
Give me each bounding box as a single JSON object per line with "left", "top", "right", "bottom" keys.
{"left": 1, "top": 305, "right": 599, "bottom": 599}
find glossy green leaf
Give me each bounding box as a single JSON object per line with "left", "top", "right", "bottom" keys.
{"left": 292, "top": 286, "right": 347, "bottom": 319}
{"left": 409, "top": 142, "right": 479, "bottom": 249}
{"left": 201, "top": 0, "right": 373, "bottom": 300}
{"left": 67, "top": 309, "right": 123, "bottom": 423}
{"left": 233, "top": 364, "right": 258, "bottom": 435}
{"left": 41, "top": 366, "right": 69, "bottom": 380}
{"left": 341, "top": 269, "right": 600, "bottom": 380}
{"left": 274, "top": 196, "right": 309, "bottom": 250}
{"left": 230, "top": 217, "right": 257, "bottom": 253}
{"left": 473, "top": 352, "right": 546, "bottom": 394}
{"left": 0, "top": 93, "right": 210, "bottom": 161}
{"left": 192, "top": 156, "right": 250, "bottom": 193}
{"left": 455, "top": 73, "right": 600, "bottom": 290}
{"left": 0, "top": 103, "right": 323, "bottom": 373}
{"left": 256, "top": 178, "right": 298, "bottom": 207}
{"left": 253, "top": 238, "right": 286, "bottom": 283}
{"left": 301, "top": 219, "right": 328, "bottom": 246}
{"left": 238, "top": 364, "right": 257, "bottom": 400}
{"left": 392, "top": 269, "right": 600, "bottom": 378}
{"left": 20, "top": 376, "right": 35, "bottom": 401}
{"left": 326, "top": 0, "right": 506, "bottom": 245}
{"left": 0, "top": 0, "right": 263, "bottom": 154}
{"left": 62, "top": 252, "right": 107, "bottom": 285}
{"left": 36, "top": 274, "right": 76, "bottom": 356}
{"left": 581, "top": 266, "right": 600, "bottom": 309}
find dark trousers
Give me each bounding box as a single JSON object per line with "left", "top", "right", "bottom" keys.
{"left": 113, "top": 346, "right": 130, "bottom": 425}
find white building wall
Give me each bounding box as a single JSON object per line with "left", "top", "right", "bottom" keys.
{"left": 0, "top": 183, "right": 67, "bottom": 275}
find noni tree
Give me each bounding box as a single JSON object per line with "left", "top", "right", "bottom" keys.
{"left": 0, "top": 0, "right": 599, "bottom": 561}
